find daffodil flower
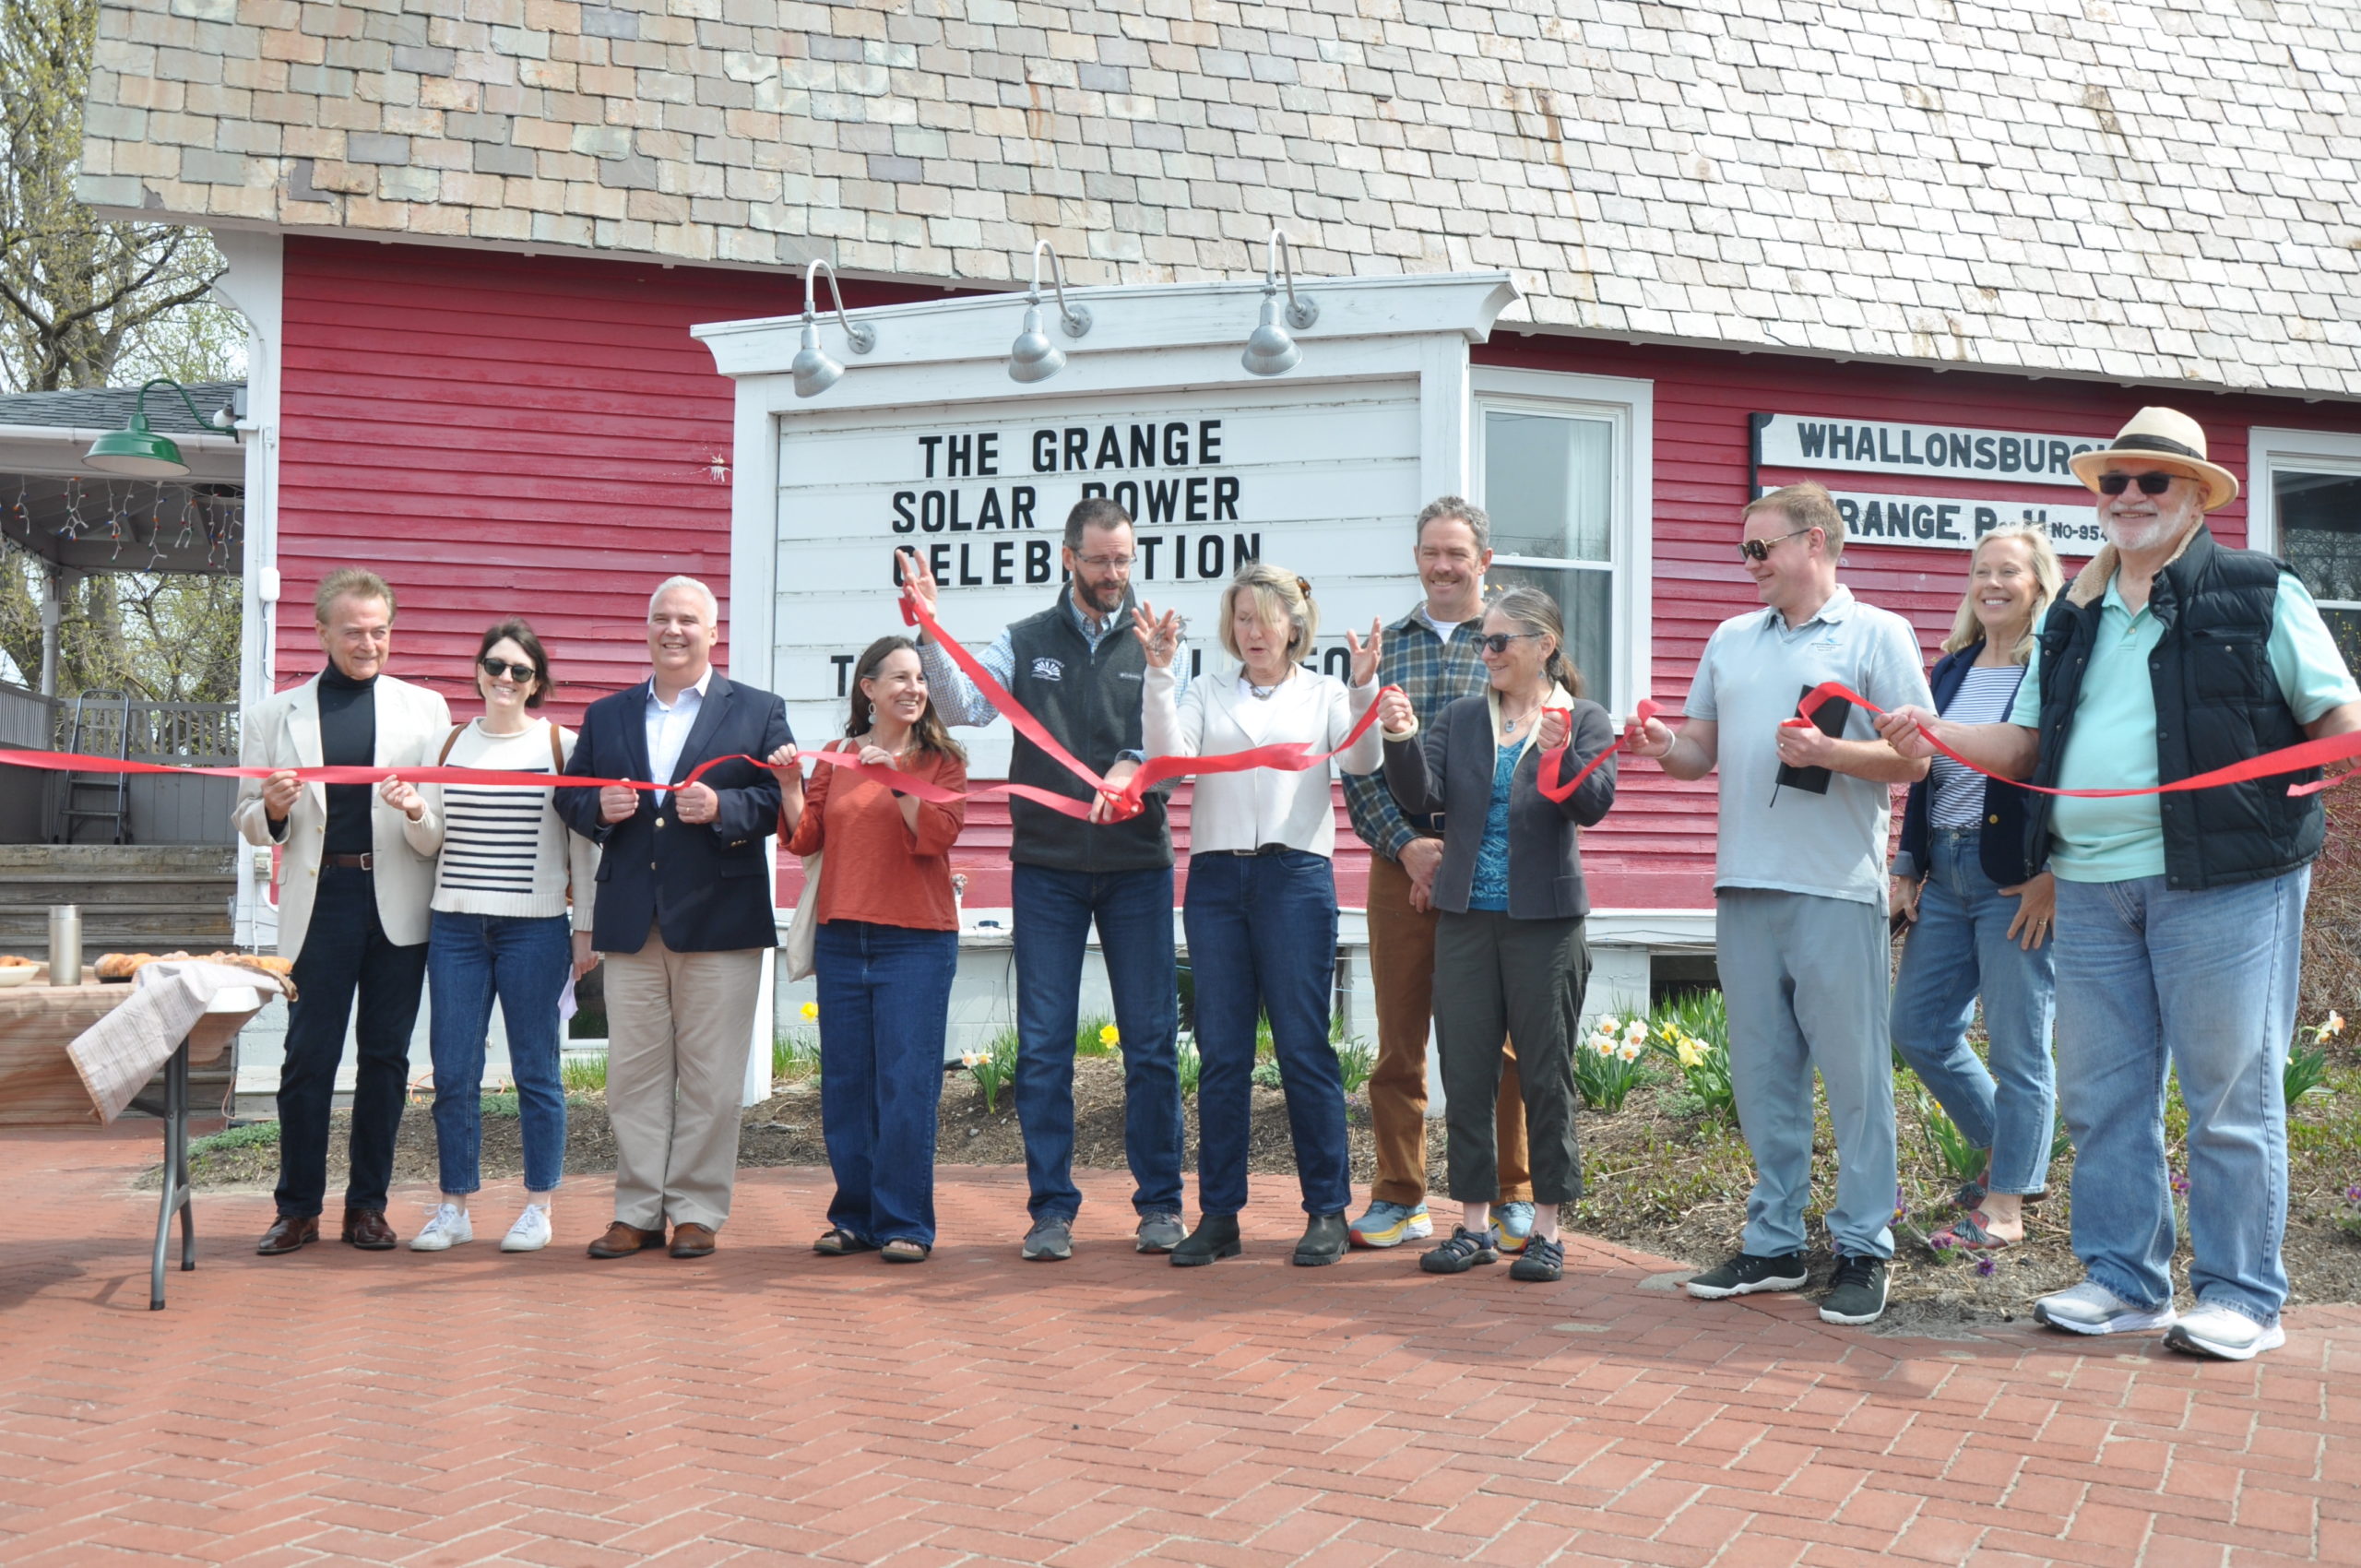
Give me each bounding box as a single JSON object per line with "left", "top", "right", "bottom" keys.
{"left": 801, "top": 1001, "right": 819, "bottom": 1021}
{"left": 1099, "top": 1024, "right": 1121, "bottom": 1047}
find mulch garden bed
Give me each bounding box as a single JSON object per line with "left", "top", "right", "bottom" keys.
{"left": 148, "top": 1051, "right": 2361, "bottom": 1336}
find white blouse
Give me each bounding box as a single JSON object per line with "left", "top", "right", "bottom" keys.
{"left": 1144, "top": 663, "right": 1382, "bottom": 858}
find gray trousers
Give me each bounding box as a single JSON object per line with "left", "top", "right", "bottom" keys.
{"left": 1715, "top": 887, "right": 1895, "bottom": 1260}
{"left": 1431, "top": 909, "right": 1588, "bottom": 1206}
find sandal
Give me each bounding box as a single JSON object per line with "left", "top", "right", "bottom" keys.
{"left": 813, "top": 1229, "right": 875, "bottom": 1256}
{"left": 1928, "top": 1209, "right": 2017, "bottom": 1253}
{"left": 880, "top": 1239, "right": 931, "bottom": 1264}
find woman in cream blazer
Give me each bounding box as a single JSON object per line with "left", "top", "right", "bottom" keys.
{"left": 1137, "top": 562, "right": 1382, "bottom": 1270}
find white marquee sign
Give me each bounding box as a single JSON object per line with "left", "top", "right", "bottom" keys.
{"left": 1756, "top": 411, "right": 2113, "bottom": 487}
{"left": 699, "top": 273, "right": 1517, "bottom": 776}
{"left": 1764, "top": 486, "right": 2102, "bottom": 557}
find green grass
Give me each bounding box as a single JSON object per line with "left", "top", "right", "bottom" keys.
{"left": 187, "top": 1121, "right": 279, "bottom": 1158}
{"left": 560, "top": 1053, "right": 608, "bottom": 1094}
{"left": 1075, "top": 1015, "right": 1121, "bottom": 1056}
{"left": 773, "top": 1028, "right": 821, "bottom": 1082}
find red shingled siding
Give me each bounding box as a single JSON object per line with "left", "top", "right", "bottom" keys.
{"left": 273, "top": 236, "right": 936, "bottom": 718}
{"left": 1474, "top": 334, "right": 2358, "bottom": 912}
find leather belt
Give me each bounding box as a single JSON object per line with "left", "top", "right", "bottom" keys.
{"left": 322, "top": 852, "right": 374, "bottom": 869}
{"left": 1201, "top": 844, "right": 1295, "bottom": 857}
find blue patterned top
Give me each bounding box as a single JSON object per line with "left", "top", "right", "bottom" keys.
{"left": 1467, "top": 741, "right": 1520, "bottom": 911}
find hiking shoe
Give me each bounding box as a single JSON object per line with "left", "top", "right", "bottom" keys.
{"left": 1684, "top": 1252, "right": 1809, "bottom": 1300}
{"left": 500, "top": 1204, "right": 552, "bottom": 1253}
{"left": 1418, "top": 1225, "right": 1498, "bottom": 1274}
{"left": 1022, "top": 1216, "right": 1074, "bottom": 1262}
{"left": 409, "top": 1204, "right": 472, "bottom": 1253}
{"left": 1818, "top": 1254, "right": 1889, "bottom": 1325}
{"left": 1349, "top": 1200, "right": 1433, "bottom": 1249}
{"left": 2164, "top": 1303, "right": 2284, "bottom": 1361}
{"left": 2033, "top": 1279, "right": 2177, "bottom": 1336}
{"left": 1134, "top": 1212, "right": 1188, "bottom": 1253}
{"left": 1490, "top": 1201, "right": 1536, "bottom": 1255}
{"left": 1509, "top": 1234, "right": 1564, "bottom": 1283}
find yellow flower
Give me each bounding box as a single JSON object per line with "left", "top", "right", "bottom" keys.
{"left": 801, "top": 1002, "right": 819, "bottom": 1020}
{"left": 1099, "top": 1024, "right": 1121, "bottom": 1047}
{"left": 1678, "top": 1039, "right": 1708, "bottom": 1069}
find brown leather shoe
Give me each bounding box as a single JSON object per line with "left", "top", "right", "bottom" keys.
{"left": 669, "top": 1222, "right": 717, "bottom": 1258}
{"left": 340, "top": 1207, "right": 397, "bottom": 1249}
{"left": 587, "top": 1220, "right": 667, "bottom": 1259}
{"left": 256, "top": 1214, "right": 319, "bottom": 1255}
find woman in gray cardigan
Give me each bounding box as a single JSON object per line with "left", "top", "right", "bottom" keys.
{"left": 1375, "top": 587, "right": 1619, "bottom": 1284}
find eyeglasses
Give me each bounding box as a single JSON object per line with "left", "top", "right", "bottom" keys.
{"left": 1073, "top": 552, "right": 1135, "bottom": 571}
{"left": 1476, "top": 631, "right": 1542, "bottom": 656}
{"left": 2096, "top": 471, "right": 2177, "bottom": 496}
{"left": 1737, "top": 527, "right": 1815, "bottom": 563}
{"left": 480, "top": 658, "right": 537, "bottom": 683}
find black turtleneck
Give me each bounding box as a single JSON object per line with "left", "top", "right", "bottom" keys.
{"left": 316, "top": 664, "right": 377, "bottom": 856}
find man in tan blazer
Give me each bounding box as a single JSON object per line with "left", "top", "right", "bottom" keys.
{"left": 233, "top": 568, "right": 449, "bottom": 1255}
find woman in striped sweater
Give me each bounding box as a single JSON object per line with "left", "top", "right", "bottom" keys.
{"left": 384, "top": 620, "right": 600, "bottom": 1254}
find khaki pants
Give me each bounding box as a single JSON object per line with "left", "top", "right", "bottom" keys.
{"left": 603, "top": 933, "right": 765, "bottom": 1230}
{"left": 1365, "top": 851, "right": 1532, "bottom": 1206}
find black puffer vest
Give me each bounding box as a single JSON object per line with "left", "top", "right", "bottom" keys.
{"left": 1003, "top": 586, "right": 1171, "bottom": 873}
{"left": 2026, "top": 526, "right": 2321, "bottom": 890}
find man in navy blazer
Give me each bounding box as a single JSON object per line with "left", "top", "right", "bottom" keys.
{"left": 557, "top": 576, "right": 789, "bottom": 1260}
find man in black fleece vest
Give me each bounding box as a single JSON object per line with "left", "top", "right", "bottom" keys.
{"left": 1878, "top": 408, "right": 2360, "bottom": 1362}
{"left": 905, "top": 499, "right": 1187, "bottom": 1262}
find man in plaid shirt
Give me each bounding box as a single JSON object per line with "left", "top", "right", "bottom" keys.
{"left": 1342, "top": 497, "right": 1539, "bottom": 1253}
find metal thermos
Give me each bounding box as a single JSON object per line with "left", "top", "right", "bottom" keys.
{"left": 47, "top": 905, "right": 80, "bottom": 986}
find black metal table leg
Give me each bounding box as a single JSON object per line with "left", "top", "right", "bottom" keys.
{"left": 150, "top": 1038, "right": 192, "bottom": 1310}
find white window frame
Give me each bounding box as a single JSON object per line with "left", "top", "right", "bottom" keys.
{"left": 1468, "top": 366, "right": 1654, "bottom": 719}
{"left": 2248, "top": 425, "right": 2361, "bottom": 623}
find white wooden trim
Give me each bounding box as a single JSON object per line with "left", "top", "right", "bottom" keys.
{"left": 2247, "top": 424, "right": 2361, "bottom": 566}
{"left": 1467, "top": 366, "right": 1656, "bottom": 719}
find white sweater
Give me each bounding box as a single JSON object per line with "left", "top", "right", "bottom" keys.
{"left": 402, "top": 719, "right": 599, "bottom": 929}
{"left": 1143, "top": 663, "right": 1381, "bottom": 857}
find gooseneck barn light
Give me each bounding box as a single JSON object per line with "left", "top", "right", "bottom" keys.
{"left": 789, "top": 258, "right": 876, "bottom": 398}
{"left": 1240, "top": 230, "right": 1319, "bottom": 376}
{"left": 84, "top": 379, "right": 239, "bottom": 478}
{"left": 1007, "top": 240, "right": 1093, "bottom": 384}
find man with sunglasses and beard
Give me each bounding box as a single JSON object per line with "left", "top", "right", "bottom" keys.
{"left": 901, "top": 498, "right": 1188, "bottom": 1263}
{"left": 1877, "top": 409, "right": 2359, "bottom": 1361}
{"left": 1630, "top": 482, "right": 1932, "bottom": 1327}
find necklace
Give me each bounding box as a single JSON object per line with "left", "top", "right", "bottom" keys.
{"left": 1244, "top": 669, "right": 1289, "bottom": 700}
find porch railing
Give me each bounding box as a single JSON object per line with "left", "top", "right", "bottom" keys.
{"left": 50, "top": 698, "right": 239, "bottom": 764}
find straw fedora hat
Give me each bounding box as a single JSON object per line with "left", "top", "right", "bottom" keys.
{"left": 2068, "top": 407, "right": 2240, "bottom": 512}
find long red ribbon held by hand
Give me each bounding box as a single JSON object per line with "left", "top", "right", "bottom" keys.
{"left": 1525, "top": 697, "right": 1660, "bottom": 802}
{"left": 1790, "top": 681, "right": 2359, "bottom": 799}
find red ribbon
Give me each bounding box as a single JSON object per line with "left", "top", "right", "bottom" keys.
{"left": 1789, "top": 681, "right": 2358, "bottom": 799}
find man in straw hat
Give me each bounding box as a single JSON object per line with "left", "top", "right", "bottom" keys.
{"left": 1878, "top": 407, "right": 2358, "bottom": 1360}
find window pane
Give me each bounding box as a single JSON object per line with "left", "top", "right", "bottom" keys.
{"left": 1491, "top": 564, "right": 1612, "bottom": 702}
{"left": 2277, "top": 468, "right": 2361, "bottom": 603}
{"left": 1484, "top": 410, "right": 1612, "bottom": 562}
{"left": 2323, "top": 608, "right": 2361, "bottom": 683}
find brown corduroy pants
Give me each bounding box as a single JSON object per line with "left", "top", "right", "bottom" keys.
{"left": 1364, "top": 850, "right": 1533, "bottom": 1206}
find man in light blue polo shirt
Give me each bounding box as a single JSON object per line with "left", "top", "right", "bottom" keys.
{"left": 1879, "top": 408, "right": 2360, "bottom": 1361}
{"left": 1631, "top": 482, "right": 1932, "bottom": 1327}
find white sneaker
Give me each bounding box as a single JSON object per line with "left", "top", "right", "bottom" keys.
{"left": 2032, "top": 1279, "right": 2176, "bottom": 1336}
{"left": 409, "top": 1204, "right": 473, "bottom": 1252}
{"left": 501, "top": 1204, "right": 552, "bottom": 1253}
{"left": 2165, "top": 1303, "right": 2285, "bottom": 1361}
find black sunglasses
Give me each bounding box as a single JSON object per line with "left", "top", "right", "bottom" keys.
{"left": 480, "top": 657, "right": 538, "bottom": 683}
{"left": 1476, "top": 631, "right": 1542, "bottom": 656}
{"left": 2096, "top": 471, "right": 2177, "bottom": 496}
{"left": 1737, "top": 526, "right": 1815, "bottom": 563}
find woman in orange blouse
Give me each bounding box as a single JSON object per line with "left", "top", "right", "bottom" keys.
{"left": 770, "top": 636, "right": 967, "bottom": 1262}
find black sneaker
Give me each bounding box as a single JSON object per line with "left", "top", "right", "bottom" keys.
{"left": 1508, "top": 1234, "right": 1564, "bottom": 1282}
{"left": 1418, "top": 1225, "right": 1499, "bottom": 1274}
{"left": 1818, "top": 1254, "right": 1889, "bottom": 1325}
{"left": 1684, "top": 1251, "right": 1809, "bottom": 1299}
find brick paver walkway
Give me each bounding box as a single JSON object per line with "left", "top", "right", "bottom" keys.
{"left": 4, "top": 1124, "right": 2357, "bottom": 1566}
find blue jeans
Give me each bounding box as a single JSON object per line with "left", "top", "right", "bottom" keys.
{"left": 276, "top": 867, "right": 428, "bottom": 1218}
{"left": 1011, "top": 862, "right": 1183, "bottom": 1221}
{"left": 427, "top": 911, "right": 572, "bottom": 1194}
{"left": 814, "top": 920, "right": 958, "bottom": 1246}
{"left": 2051, "top": 869, "right": 2309, "bottom": 1326}
{"left": 1182, "top": 851, "right": 1351, "bottom": 1218}
{"left": 1889, "top": 828, "right": 2058, "bottom": 1195}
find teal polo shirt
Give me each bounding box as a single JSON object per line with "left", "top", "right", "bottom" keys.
{"left": 2010, "top": 571, "right": 2359, "bottom": 883}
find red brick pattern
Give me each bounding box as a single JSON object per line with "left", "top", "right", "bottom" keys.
{"left": 5, "top": 1125, "right": 2357, "bottom": 1565}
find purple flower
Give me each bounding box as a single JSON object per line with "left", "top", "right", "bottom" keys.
{"left": 1975, "top": 1256, "right": 1997, "bottom": 1278}
{"left": 2345, "top": 1184, "right": 2361, "bottom": 1205}
{"left": 2170, "top": 1172, "right": 2189, "bottom": 1194}
{"left": 1930, "top": 1233, "right": 1952, "bottom": 1251}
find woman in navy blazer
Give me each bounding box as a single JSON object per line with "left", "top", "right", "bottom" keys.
{"left": 1887, "top": 528, "right": 2062, "bottom": 1253}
